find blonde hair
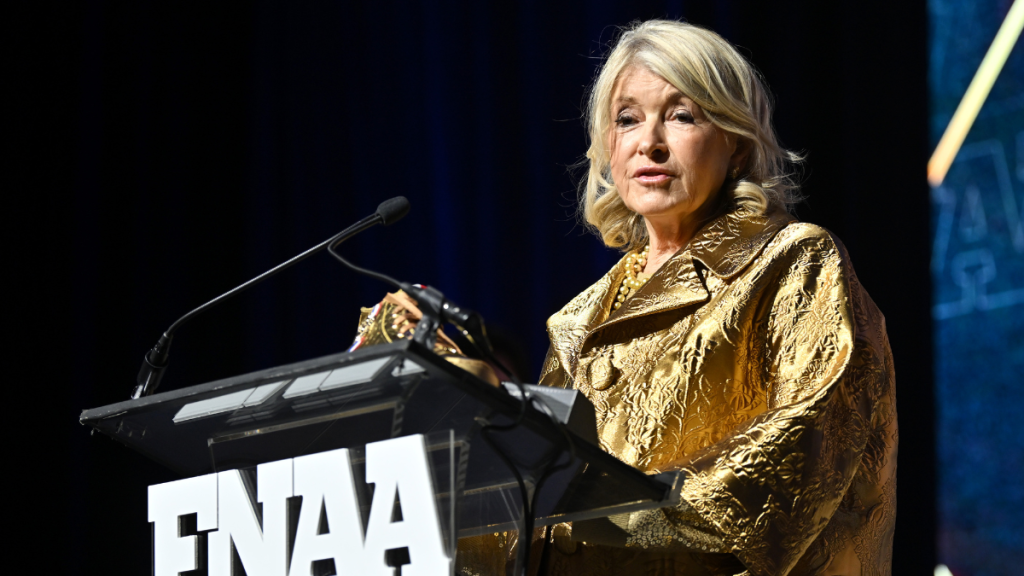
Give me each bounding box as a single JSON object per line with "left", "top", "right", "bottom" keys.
{"left": 581, "top": 20, "right": 803, "bottom": 250}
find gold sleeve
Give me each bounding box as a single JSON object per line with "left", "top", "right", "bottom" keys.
{"left": 671, "top": 233, "right": 892, "bottom": 576}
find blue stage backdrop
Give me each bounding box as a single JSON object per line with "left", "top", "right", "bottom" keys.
{"left": 929, "top": 0, "right": 1024, "bottom": 573}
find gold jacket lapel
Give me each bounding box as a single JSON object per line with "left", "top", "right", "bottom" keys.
{"left": 600, "top": 250, "right": 709, "bottom": 329}
{"left": 545, "top": 205, "right": 795, "bottom": 376}
{"left": 591, "top": 206, "right": 793, "bottom": 335}
{"left": 690, "top": 206, "right": 795, "bottom": 280}
{"left": 545, "top": 256, "right": 625, "bottom": 377}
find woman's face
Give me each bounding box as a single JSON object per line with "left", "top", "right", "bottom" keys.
{"left": 608, "top": 67, "right": 738, "bottom": 229}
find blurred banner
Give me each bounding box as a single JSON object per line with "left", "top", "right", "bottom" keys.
{"left": 929, "top": 0, "right": 1024, "bottom": 573}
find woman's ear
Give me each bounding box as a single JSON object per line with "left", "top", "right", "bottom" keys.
{"left": 731, "top": 137, "right": 752, "bottom": 172}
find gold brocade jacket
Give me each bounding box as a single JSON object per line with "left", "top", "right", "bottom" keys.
{"left": 535, "top": 206, "right": 898, "bottom": 576}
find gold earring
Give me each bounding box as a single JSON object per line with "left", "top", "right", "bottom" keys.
{"left": 730, "top": 167, "right": 740, "bottom": 179}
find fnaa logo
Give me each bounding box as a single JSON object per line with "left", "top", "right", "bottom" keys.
{"left": 148, "top": 435, "right": 451, "bottom": 576}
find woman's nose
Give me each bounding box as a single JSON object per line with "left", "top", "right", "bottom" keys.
{"left": 638, "top": 123, "right": 668, "bottom": 159}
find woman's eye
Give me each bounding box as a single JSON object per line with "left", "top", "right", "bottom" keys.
{"left": 614, "top": 113, "right": 638, "bottom": 127}
{"left": 673, "top": 111, "right": 694, "bottom": 123}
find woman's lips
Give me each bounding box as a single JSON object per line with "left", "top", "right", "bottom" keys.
{"left": 633, "top": 166, "right": 673, "bottom": 184}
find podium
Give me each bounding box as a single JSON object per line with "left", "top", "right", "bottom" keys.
{"left": 81, "top": 340, "right": 680, "bottom": 574}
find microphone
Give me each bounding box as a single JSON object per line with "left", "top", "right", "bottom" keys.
{"left": 326, "top": 240, "right": 494, "bottom": 358}
{"left": 327, "top": 217, "right": 565, "bottom": 576}
{"left": 131, "top": 196, "right": 411, "bottom": 399}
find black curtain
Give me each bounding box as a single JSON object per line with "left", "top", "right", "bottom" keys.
{"left": 26, "top": 1, "right": 932, "bottom": 573}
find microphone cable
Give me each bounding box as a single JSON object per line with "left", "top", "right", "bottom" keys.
{"left": 327, "top": 227, "right": 579, "bottom": 576}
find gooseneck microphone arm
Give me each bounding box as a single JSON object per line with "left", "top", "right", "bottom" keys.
{"left": 327, "top": 238, "right": 575, "bottom": 576}
{"left": 131, "top": 196, "right": 411, "bottom": 399}
{"left": 326, "top": 244, "right": 494, "bottom": 358}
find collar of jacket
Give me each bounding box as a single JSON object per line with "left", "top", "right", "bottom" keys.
{"left": 546, "top": 204, "right": 795, "bottom": 374}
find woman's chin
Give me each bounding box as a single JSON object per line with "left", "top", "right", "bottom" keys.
{"left": 627, "top": 198, "right": 696, "bottom": 221}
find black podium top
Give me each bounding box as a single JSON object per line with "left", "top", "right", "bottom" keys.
{"left": 81, "top": 340, "right": 678, "bottom": 534}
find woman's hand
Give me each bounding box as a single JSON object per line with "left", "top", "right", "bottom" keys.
{"left": 352, "top": 291, "right": 502, "bottom": 386}
{"left": 383, "top": 290, "right": 423, "bottom": 338}
{"left": 380, "top": 290, "right": 463, "bottom": 354}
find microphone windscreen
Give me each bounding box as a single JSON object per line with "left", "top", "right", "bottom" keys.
{"left": 377, "top": 196, "right": 411, "bottom": 226}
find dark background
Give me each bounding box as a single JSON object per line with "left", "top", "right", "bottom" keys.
{"left": 23, "top": 1, "right": 933, "bottom": 573}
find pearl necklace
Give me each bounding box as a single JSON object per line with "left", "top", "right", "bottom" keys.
{"left": 614, "top": 244, "right": 650, "bottom": 310}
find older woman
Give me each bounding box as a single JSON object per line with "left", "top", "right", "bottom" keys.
{"left": 361, "top": 19, "right": 897, "bottom": 576}
{"left": 529, "top": 20, "right": 897, "bottom": 576}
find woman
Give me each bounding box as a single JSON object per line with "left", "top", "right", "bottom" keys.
{"left": 361, "top": 20, "right": 897, "bottom": 576}
{"left": 529, "top": 20, "right": 897, "bottom": 576}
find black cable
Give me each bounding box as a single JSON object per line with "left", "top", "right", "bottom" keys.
{"left": 479, "top": 401, "right": 574, "bottom": 576}
{"left": 520, "top": 395, "right": 578, "bottom": 576}
{"left": 327, "top": 241, "right": 404, "bottom": 292}
{"left": 326, "top": 238, "right": 582, "bottom": 575}
{"left": 477, "top": 424, "right": 534, "bottom": 573}
{"left": 464, "top": 339, "right": 578, "bottom": 576}
{"left": 456, "top": 335, "right": 534, "bottom": 574}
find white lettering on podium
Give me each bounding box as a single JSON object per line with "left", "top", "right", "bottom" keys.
{"left": 288, "top": 448, "right": 366, "bottom": 576}
{"left": 147, "top": 435, "right": 450, "bottom": 576}
{"left": 362, "top": 435, "right": 451, "bottom": 576}
{"left": 208, "top": 459, "right": 293, "bottom": 576}
{"left": 149, "top": 474, "right": 218, "bottom": 576}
